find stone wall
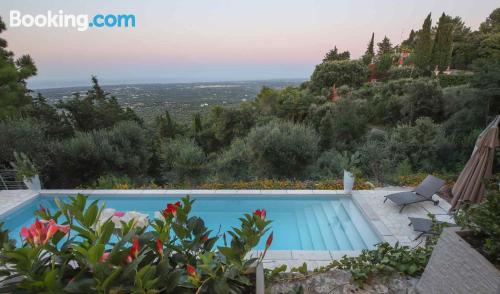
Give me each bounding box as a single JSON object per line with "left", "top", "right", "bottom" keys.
{"left": 267, "top": 269, "right": 418, "bottom": 294}
{"left": 417, "top": 227, "right": 500, "bottom": 294}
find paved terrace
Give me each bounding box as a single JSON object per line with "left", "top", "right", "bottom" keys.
{"left": 0, "top": 188, "right": 453, "bottom": 270}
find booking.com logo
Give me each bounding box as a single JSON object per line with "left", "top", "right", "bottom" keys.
{"left": 9, "top": 10, "right": 136, "bottom": 31}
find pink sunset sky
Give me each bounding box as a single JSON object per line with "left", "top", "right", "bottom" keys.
{"left": 0, "top": 0, "right": 498, "bottom": 88}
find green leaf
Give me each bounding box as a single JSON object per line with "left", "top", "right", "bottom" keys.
{"left": 43, "top": 268, "right": 59, "bottom": 291}
{"left": 97, "top": 220, "right": 115, "bottom": 245}
{"left": 101, "top": 267, "right": 123, "bottom": 292}
{"left": 88, "top": 244, "right": 105, "bottom": 265}
{"left": 64, "top": 278, "right": 95, "bottom": 293}
{"left": 83, "top": 201, "right": 99, "bottom": 227}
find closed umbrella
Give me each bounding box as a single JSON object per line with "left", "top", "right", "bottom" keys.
{"left": 450, "top": 115, "right": 499, "bottom": 210}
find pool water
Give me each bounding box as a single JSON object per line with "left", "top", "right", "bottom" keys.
{"left": 0, "top": 194, "right": 380, "bottom": 250}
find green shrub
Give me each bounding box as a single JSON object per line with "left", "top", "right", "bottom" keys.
{"left": 51, "top": 121, "right": 151, "bottom": 187}
{"left": 0, "top": 119, "right": 52, "bottom": 171}
{"left": 195, "top": 105, "right": 256, "bottom": 154}
{"left": 354, "top": 78, "right": 414, "bottom": 126}
{"left": 266, "top": 240, "right": 438, "bottom": 286}
{"left": 52, "top": 132, "right": 106, "bottom": 187}
{"left": 310, "top": 60, "right": 368, "bottom": 92}
{"left": 104, "top": 121, "right": 151, "bottom": 178}
{"left": 400, "top": 78, "right": 443, "bottom": 123}
{"left": 358, "top": 139, "right": 392, "bottom": 183}
{"left": 386, "top": 66, "right": 422, "bottom": 80}
{"left": 274, "top": 87, "right": 321, "bottom": 123}
{"left": 308, "top": 99, "right": 368, "bottom": 151}
{"left": 438, "top": 74, "right": 472, "bottom": 87}
{"left": 307, "top": 150, "right": 343, "bottom": 180}
{"left": 211, "top": 139, "right": 254, "bottom": 182}
{"left": 375, "top": 53, "right": 394, "bottom": 78}
{"left": 455, "top": 178, "right": 500, "bottom": 266}
{"left": 246, "top": 120, "right": 320, "bottom": 178}
{"left": 161, "top": 138, "right": 206, "bottom": 184}
{"left": 328, "top": 242, "right": 433, "bottom": 285}
{"left": 94, "top": 174, "right": 133, "bottom": 189}
{"left": 442, "top": 86, "right": 489, "bottom": 159}
{"left": 387, "top": 117, "right": 442, "bottom": 172}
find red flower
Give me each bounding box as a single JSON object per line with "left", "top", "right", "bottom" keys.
{"left": 254, "top": 209, "right": 266, "bottom": 220}
{"left": 156, "top": 238, "right": 164, "bottom": 256}
{"left": 20, "top": 218, "right": 70, "bottom": 245}
{"left": 265, "top": 232, "right": 273, "bottom": 249}
{"left": 186, "top": 264, "right": 197, "bottom": 277}
{"left": 127, "top": 238, "right": 140, "bottom": 263}
{"left": 162, "top": 201, "right": 181, "bottom": 218}
{"left": 202, "top": 235, "right": 209, "bottom": 242}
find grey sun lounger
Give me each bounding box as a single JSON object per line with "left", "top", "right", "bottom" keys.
{"left": 383, "top": 175, "right": 446, "bottom": 213}
{"left": 408, "top": 217, "right": 457, "bottom": 240}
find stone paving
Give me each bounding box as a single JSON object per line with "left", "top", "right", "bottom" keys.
{"left": 0, "top": 188, "right": 454, "bottom": 271}
{"left": 0, "top": 189, "right": 39, "bottom": 217}
{"left": 353, "top": 188, "right": 453, "bottom": 248}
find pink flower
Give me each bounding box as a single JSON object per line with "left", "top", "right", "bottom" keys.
{"left": 254, "top": 209, "right": 266, "bottom": 220}
{"left": 56, "top": 224, "right": 70, "bottom": 234}
{"left": 20, "top": 219, "right": 70, "bottom": 245}
{"left": 113, "top": 211, "right": 125, "bottom": 217}
{"left": 100, "top": 252, "right": 110, "bottom": 263}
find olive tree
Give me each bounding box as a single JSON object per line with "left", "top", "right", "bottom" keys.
{"left": 246, "top": 120, "right": 320, "bottom": 178}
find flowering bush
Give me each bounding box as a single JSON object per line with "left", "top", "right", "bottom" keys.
{"left": 200, "top": 179, "right": 375, "bottom": 190}
{"left": 0, "top": 194, "right": 272, "bottom": 293}
{"left": 97, "top": 179, "right": 376, "bottom": 190}
{"left": 395, "top": 172, "right": 455, "bottom": 188}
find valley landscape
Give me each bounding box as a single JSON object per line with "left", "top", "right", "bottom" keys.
{"left": 36, "top": 80, "right": 302, "bottom": 121}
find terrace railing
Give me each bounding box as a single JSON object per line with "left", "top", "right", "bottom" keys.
{"left": 0, "top": 170, "right": 27, "bottom": 190}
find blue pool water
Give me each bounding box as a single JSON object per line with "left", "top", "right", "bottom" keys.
{"left": 0, "top": 194, "right": 380, "bottom": 250}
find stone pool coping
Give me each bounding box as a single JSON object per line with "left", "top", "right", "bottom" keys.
{"left": 0, "top": 188, "right": 450, "bottom": 269}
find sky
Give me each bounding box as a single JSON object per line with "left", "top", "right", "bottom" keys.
{"left": 0, "top": 0, "right": 498, "bottom": 89}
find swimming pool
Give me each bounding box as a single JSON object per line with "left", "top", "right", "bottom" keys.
{"left": 0, "top": 193, "right": 381, "bottom": 251}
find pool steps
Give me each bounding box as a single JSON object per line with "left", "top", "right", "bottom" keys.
{"left": 289, "top": 200, "right": 376, "bottom": 251}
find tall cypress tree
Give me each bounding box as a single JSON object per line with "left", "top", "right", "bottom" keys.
{"left": 414, "top": 13, "right": 433, "bottom": 71}
{"left": 431, "top": 13, "right": 454, "bottom": 71}
{"left": 193, "top": 112, "right": 202, "bottom": 134}
{"left": 401, "top": 29, "right": 417, "bottom": 49}
{"left": 362, "top": 33, "right": 375, "bottom": 64}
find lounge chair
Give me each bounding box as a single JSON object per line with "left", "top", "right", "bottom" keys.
{"left": 383, "top": 175, "right": 445, "bottom": 213}
{"left": 408, "top": 217, "right": 457, "bottom": 240}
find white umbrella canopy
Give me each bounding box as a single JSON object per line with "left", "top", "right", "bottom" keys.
{"left": 451, "top": 115, "right": 500, "bottom": 210}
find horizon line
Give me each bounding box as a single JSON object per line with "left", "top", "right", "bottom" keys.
{"left": 30, "top": 77, "right": 308, "bottom": 90}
